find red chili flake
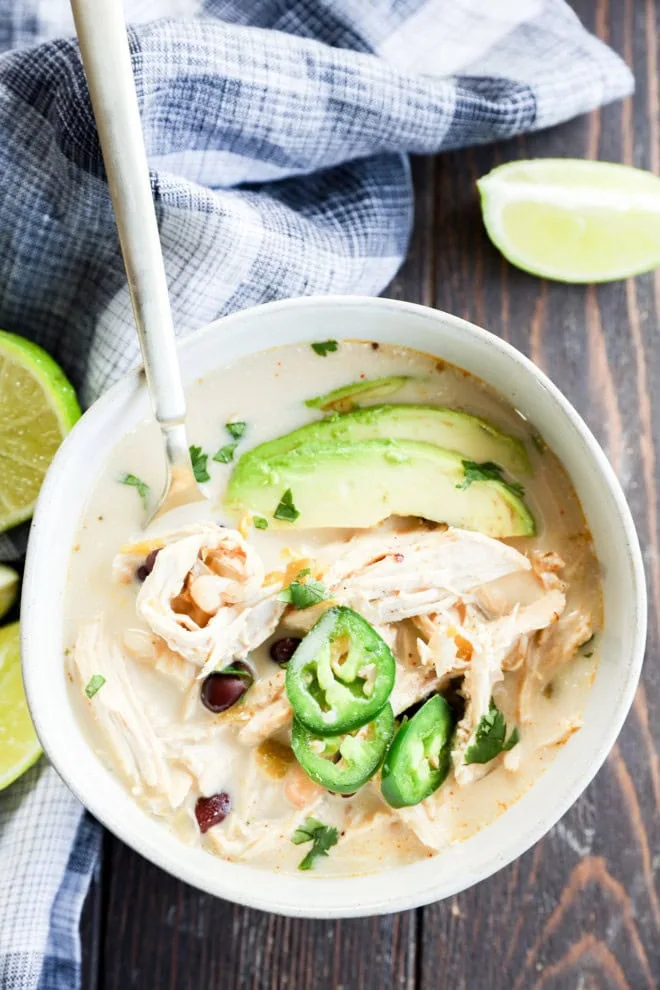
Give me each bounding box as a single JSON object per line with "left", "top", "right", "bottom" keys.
{"left": 393, "top": 553, "right": 404, "bottom": 563}
{"left": 195, "top": 792, "right": 232, "bottom": 833}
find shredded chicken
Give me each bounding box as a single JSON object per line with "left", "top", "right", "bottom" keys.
{"left": 122, "top": 523, "right": 285, "bottom": 675}
{"left": 395, "top": 620, "right": 424, "bottom": 667}
{"left": 123, "top": 628, "right": 196, "bottom": 691}
{"left": 393, "top": 798, "right": 451, "bottom": 853}
{"left": 531, "top": 550, "right": 567, "bottom": 592}
{"left": 453, "top": 589, "right": 566, "bottom": 787}
{"left": 206, "top": 669, "right": 294, "bottom": 745}
{"left": 390, "top": 663, "right": 442, "bottom": 715}
{"left": 518, "top": 607, "right": 593, "bottom": 724}
{"left": 73, "top": 617, "right": 191, "bottom": 813}
{"left": 322, "top": 524, "right": 537, "bottom": 624}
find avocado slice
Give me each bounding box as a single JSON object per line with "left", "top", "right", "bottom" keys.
{"left": 305, "top": 376, "right": 410, "bottom": 412}
{"left": 226, "top": 439, "right": 535, "bottom": 536}
{"left": 233, "top": 404, "right": 530, "bottom": 485}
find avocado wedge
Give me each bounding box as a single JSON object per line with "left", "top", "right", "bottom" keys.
{"left": 305, "top": 376, "right": 410, "bottom": 412}
{"left": 233, "top": 404, "right": 530, "bottom": 484}
{"left": 226, "top": 439, "right": 535, "bottom": 536}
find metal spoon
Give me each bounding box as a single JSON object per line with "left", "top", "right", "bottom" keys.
{"left": 71, "top": 0, "right": 208, "bottom": 526}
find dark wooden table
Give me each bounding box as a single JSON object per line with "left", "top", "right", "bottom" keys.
{"left": 81, "top": 2, "right": 659, "bottom": 986}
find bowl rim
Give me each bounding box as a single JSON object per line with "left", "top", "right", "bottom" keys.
{"left": 22, "top": 294, "right": 647, "bottom": 917}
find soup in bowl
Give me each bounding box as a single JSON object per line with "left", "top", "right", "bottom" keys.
{"left": 22, "top": 297, "right": 646, "bottom": 915}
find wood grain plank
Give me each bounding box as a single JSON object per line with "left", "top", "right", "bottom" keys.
{"left": 99, "top": 839, "right": 417, "bottom": 990}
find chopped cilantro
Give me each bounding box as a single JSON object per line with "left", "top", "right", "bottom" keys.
{"left": 580, "top": 635, "right": 595, "bottom": 656}
{"left": 119, "top": 473, "right": 150, "bottom": 508}
{"left": 226, "top": 421, "right": 247, "bottom": 440}
{"left": 84, "top": 674, "right": 106, "bottom": 699}
{"left": 291, "top": 817, "right": 339, "bottom": 870}
{"left": 278, "top": 569, "right": 330, "bottom": 610}
{"left": 531, "top": 434, "right": 547, "bottom": 455}
{"left": 464, "top": 699, "right": 519, "bottom": 765}
{"left": 213, "top": 442, "right": 238, "bottom": 464}
{"left": 221, "top": 664, "right": 253, "bottom": 682}
{"left": 274, "top": 488, "right": 300, "bottom": 522}
{"left": 189, "top": 445, "right": 210, "bottom": 483}
{"left": 311, "top": 340, "right": 338, "bottom": 357}
{"left": 253, "top": 515, "right": 269, "bottom": 530}
{"left": 456, "top": 460, "right": 525, "bottom": 499}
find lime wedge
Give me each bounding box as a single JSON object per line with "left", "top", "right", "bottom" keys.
{"left": 0, "top": 565, "right": 19, "bottom": 620}
{"left": 0, "top": 623, "right": 42, "bottom": 790}
{"left": 0, "top": 331, "right": 81, "bottom": 533}
{"left": 478, "top": 159, "right": 660, "bottom": 283}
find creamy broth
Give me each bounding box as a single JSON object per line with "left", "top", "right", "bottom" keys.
{"left": 65, "top": 341, "right": 601, "bottom": 875}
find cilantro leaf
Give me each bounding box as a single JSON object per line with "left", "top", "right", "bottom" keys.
{"left": 456, "top": 460, "right": 525, "bottom": 499}
{"left": 311, "top": 340, "right": 338, "bottom": 357}
{"left": 580, "top": 634, "right": 595, "bottom": 656}
{"left": 253, "top": 515, "right": 268, "bottom": 530}
{"left": 278, "top": 572, "right": 330, "bottom": 610}
{"left": 189, "top": 445, "right": 210, "bottom": 483}
{"left": 85, "top": 674, "right": 106, "bottom": 699}
{"left": 531, "top": 434, "right": 547, "bottom": 455}
{"left": 291, "top": 817, "right": 339, "bottom": 870}
{"left": 119, "top": 473, "right": 150, "bottom": 508}
{"left": 226, "top": 421, "right": 247, "bottom": 440}
{"left": 213, "top": 442, "right": 238, "bottom": 464}
{"left": 221, "top": 664, "right": 253, "bottom": 682}
{"left": 274, "top": 488, "right": 300, "bottom": 522}
{"left": 464, "top": 698, "right": 520, "bottom": 765}
{"left": 504, "top": 727, "right": 520, "bottom": 750}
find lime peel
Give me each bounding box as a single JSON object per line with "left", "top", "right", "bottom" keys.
{"left": 0, "top": 564, "right": 19, "bottom": 621}
{"left": 0, "top": 330, "right": 81, "bottom": 533}
{"left": 478, "top": 158, "right": 660, "bottom": 284}
{"left": 0, "top": 623, "right": 42, "bottom": 791}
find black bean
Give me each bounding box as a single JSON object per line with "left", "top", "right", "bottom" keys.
{"left": 201, "top": 672, "right": 248, "bottom": 713}
{"left": 443, "top": 676, "right": 466, "bottom": 722}
{"left": 195, "top": 792, "right": 231, "bottom": 833}
{"left": 269, "top": 637, "right": 301, "bottom": 666}
{"left": 135, "top": 547, "right": 161, "bottom": 583}
{"left": 227, "top": 659, "right": 255, "bottom": 681}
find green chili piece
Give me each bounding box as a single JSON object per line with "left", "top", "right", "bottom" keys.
{"left": 381, "top": 695, "right": 453, "bottom": 808}
{"left": 292, "top": 704, "right": 394, "bottom": 794}
{"left": 285, "top": 606, "right": 395, "bottom": 735}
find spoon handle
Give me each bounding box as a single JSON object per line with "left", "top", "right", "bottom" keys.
{"left": 71, "top": 0, "right": 186, "bottom": 433}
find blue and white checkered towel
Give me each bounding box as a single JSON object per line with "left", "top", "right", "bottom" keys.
{"left": 0, "top": 1, "right": 632, "bottom": 986}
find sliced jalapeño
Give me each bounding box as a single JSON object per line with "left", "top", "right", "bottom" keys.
{"left": 292, "top": 704, "right": 394, "bottom": 795}
{"left": 286, "top": 606, "right": 395, "bottom": 735}
{"left": 381, "top": 695, "right": 453, "bottom": 808}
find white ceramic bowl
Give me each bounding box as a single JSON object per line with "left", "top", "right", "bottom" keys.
{"left": 22, "top": 296, "right": 646, "bottom": 917}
